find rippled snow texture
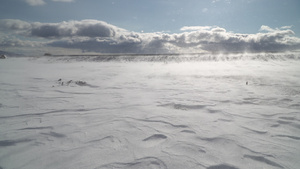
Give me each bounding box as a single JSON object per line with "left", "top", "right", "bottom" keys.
{"left": 0, "top": 56, "right": 299, "bottom": 169}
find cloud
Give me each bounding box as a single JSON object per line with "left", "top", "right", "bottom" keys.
{"left": 0, "top": 19, "right": 123, "bottom": 38}
{"left": 24, "top": 0, "right": 74, "bottom": 6}
{"left": 259, "top": 25, "right": 275, "bottom": 32}
{"left": 0, "top": 35, "right": 44, "bottom": 47}
{"left": 24, "top": 0, "right": 46, "bottom": 6}
{"left": 0, "top": 19, "right": 31, "bottom": 31}
{"left": 211, "top": 27, "right": 226, "bottom": 33}
{"left": 1, "top": 19, "right": 300, "bottom": 54}
{"left": 48, "top": 33, "right": 174, "bottom": 54}
{"left": 180, "top": 26, "right": 212, "bottom": 31}
{"left": 52, "top": 0, "right": 74, "bottom": 2}
{"left": 29, "top": 20, "right": 124, "bottom": 38}
{"left": 190, "top": 26, "right": 300, "bottom": 52}
{"left": 280, "top": 26, "right": 293, "bottom": 30}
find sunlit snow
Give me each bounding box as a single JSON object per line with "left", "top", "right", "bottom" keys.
{"left": 0, "top": 54, "right": 299, "bottom": 169}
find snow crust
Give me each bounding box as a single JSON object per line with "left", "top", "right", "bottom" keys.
{"left": 0, "top": 56, "right": 299, "bottom": 169}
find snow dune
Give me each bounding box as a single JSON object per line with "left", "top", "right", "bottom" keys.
{"left": 0, "top": 54, "right": 299, "bottom": 169}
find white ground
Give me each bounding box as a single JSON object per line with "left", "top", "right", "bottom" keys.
{"left": 0, "top": 56, "right": 299, "bottom": 169}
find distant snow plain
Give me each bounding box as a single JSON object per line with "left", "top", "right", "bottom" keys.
{"left": 0, "top": 53, "right": 299, "bottom": 169}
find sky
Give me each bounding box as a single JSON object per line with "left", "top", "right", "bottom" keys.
{"left": 0, "top": 0, "right": 300, "bottom": 55}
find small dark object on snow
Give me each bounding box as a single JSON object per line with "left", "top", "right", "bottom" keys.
{"left": 0, "top": 55, "right": 7, "bottom": 59}
{"left": 44, "top": 53, "right": 52, "bottom": 56}
{"left": 246, "top": 81, "right": 248, "bottom": 85}
{"left": 67, "top": 80, "right": 72, "bottom": 85}
{"left": 75, "top": 81, "right": 87, "bottom": 86}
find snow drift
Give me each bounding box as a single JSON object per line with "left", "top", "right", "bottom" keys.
{"left": 0, "top": 54, "right": 299, "bottom": 169}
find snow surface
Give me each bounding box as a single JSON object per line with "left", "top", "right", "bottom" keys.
{"left": 0, "top": 54, "right": 300, "bottom": 169}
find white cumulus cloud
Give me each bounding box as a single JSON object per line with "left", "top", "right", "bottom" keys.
{"left": 1, "top": 19, "right": 300, "bottom": 54}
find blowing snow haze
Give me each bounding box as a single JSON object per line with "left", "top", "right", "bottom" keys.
{"left": 1, "top": 1, "right": 300, "bottom": 169}
{"left": 0, "top": 0, "right": 300, "bottom": 55}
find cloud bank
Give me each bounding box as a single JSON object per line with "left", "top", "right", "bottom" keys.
{"left": 1, "top": 19, "right": 300, "bottom": 54}
{"left": 30, "top": 20, "right": 122, "bottom": 38}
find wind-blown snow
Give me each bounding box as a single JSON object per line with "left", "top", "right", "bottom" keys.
{"left": 0, "top": 54, "right": 299, "bottom": 169}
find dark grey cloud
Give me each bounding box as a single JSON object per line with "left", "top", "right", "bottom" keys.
{"left": 30, "top": 20, "right": 119, "bottom": 38}
{"left": 48, "top": 35, "right": 170, "bottom": 54}
{"left": 31, "top": 24, "right": 61, "bottom": 38}
{"left": 1, "top": 19, "right": 300, "bottom": 54}
{"left": 0, "top": 38, "right": 42, "bottom": 47}
{"left": 75, "top": 22, "right": 116, "bottom": 37}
